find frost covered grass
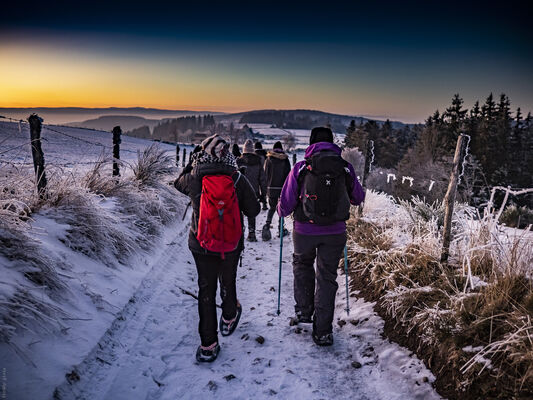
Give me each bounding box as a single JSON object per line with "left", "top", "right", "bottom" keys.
{"left": 0, "top": 145, "right": 183, "bottom": 348}
{"left": 347, "top": 189, "right": 533, "bottom": 399}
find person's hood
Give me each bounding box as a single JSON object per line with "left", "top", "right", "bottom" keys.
{"left": 304, "top": 142, "right": 342, "bottom": 159}
{"left": 267, "top": 150, "right": 288, "bottom": 160}
{"left": 255, "top": 149, "right": 267, "bottom": 157}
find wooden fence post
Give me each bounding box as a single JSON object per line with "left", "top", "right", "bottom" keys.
{"left": 357, "top": 139, "right": 373, "bottom": 215}
{"left": 28, "top": 114, "right": 47, "bottom": 197}
{"left": 112, "top": 126, "right": 121, "bottom": 176}
{"left": 440, "top": 134, "right": 466, "bottom": 264}
{"left": 176, "top": 144, "right": 180, "bottom": 166}
{"left": 182, "top": 148, "right": 186, "bottom": 167}
{"left": 292, "top": 153, "right": 297, "bottom": 166}
{"left": 361, "top": 139, "right": 373, "bottom": 188}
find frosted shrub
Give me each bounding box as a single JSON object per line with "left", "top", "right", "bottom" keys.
{"left": 347, "top": 190, "right": 533, "bottom": 396}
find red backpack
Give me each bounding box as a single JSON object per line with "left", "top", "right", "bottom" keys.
{"left": 196, "top": 174, "right": 242, "bottom": 258}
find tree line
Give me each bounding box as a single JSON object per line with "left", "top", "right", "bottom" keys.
{"left": 345, "top": 93, "right": 532, "bottom": 208}
{"left": 152, "top": 115, "right": 217, "bottom": 142}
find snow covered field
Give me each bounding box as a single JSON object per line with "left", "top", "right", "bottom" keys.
{"left": 0, "top": 122, "right": 440, "bottom": 399}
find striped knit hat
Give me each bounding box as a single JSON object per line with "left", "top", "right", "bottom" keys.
{"left": 201, "top": 134, "right": 229, "bottom": 159}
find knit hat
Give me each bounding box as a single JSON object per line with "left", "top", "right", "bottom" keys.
{"left": 243, "top": 139, "right": 254, "bottom": 153}
{"left": 201, "top": 134, "right": 228, "bottom": 159}
{"left": 273, "top": 141, "right": 283, "bottom": 150}
{"left": 309, "top": 127, "right": 333, "bottom": 145}
{"left": 254, "top": 141, "right": 263, "bottom": 150}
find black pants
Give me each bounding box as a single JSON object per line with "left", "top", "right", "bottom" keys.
{"left": 247, "top": 216, "right": 256, "bottom": 234}
{"left": 265, "top": 194, "right": 280, "bottom": 228}
{"left": 292, "top": 231, "right": 347, "bottom": 336}
{"left": 192, "top": 251, "right": 240, "bottom": 346}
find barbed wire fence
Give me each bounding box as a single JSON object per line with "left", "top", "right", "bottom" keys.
{"left": 0, "top": 114, "right": 190, "bottom": 204}
{"left": 2, "top": 116, "right": 531, "bottom": 213}
{"left": 0, "top": 115, "right": 163, "bottom": 172}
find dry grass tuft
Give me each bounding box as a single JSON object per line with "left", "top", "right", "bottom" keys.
{"left": 132, "top": 144, "right": 175, "bottom": 186}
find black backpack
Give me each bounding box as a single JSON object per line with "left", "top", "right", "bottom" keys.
{"left": 294, "top": 150, "right": 352, "bottom": 225}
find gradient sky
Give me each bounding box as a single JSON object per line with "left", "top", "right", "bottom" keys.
{"left": 1, "top": 1, "right": 532, "bottom": 123}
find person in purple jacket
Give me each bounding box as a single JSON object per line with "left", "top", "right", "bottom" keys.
{"left": 277, "top": 126, "right": 365, "bottom": 346}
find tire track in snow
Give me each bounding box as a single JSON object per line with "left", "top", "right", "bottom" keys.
{"left": 53, "top": 221, "right": 192, "bottom": 400}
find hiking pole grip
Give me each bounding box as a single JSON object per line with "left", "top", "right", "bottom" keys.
{"left": 277, "top": 217, "right": 284, "bottom": 315}
{"left": 344, "top": 244, "right": 350, "bottom": 316}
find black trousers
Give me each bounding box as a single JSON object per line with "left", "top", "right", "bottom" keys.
{"left": 265, "top": 194, "right": 280, "bottom": 228}
{"left": 247, "top": 216, "right": 256, "bottom": 233}
{"left": 192, "top": 251, "right": 240, "bottom": 346}
{"left": 292, "top": 231, "right": 347, "bottom": 336}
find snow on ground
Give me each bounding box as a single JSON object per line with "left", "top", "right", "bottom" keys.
{"left": 0, "top": 210, "right": 188, "bottom": 399}
{"left": 54, "top": 211, "right": 440, "bottom": 400}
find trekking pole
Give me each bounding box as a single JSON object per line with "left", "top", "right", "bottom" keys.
{"left": 180, "top": 287, "right": 222, "bottom": 309}
{"left": 344, "top": 245, "right": 350, "bottom": 316}
{"left": 276, "top": 217, "right": 284, "bottom": 315}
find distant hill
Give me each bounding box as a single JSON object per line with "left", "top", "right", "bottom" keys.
{"left": 66, "top": 115, "right": 162, "bottom": 132}
{"left": 0, "top": 107, "right": 225, "bottom": 125}
{"left": 1, "top": 107, "right": 411, "bottom": 132}
{"left": 216, "top": 109, "right": 409, "bottom": 132}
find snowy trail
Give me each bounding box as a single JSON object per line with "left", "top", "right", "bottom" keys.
{"left": 55, "top": 210, "right": 440, "bottom": 400}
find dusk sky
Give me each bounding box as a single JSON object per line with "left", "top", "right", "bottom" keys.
{"left": 1, "top": 1, "right": 531, "bottom": 123}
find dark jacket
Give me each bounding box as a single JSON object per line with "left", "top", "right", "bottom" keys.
{"left": 264, "top": 149, "right": 291, "bottom": 198}
{"left": 255, "top": 149, "right": 267, "bottom": 166}
{"left": 236, "top": 153, "right": 267, "bottom": 200}
{"left": 175, "top": 162, "right": 260, "bottom": 255}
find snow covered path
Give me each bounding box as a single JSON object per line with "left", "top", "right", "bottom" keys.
{"left": 55, "top": 210, "right": 441, "bottom": 400}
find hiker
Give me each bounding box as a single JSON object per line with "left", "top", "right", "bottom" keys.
{"left": 254, "top": 141, "right": 269, "bottom": 210}
{"left": 231, "top": 143, "right": 241, "bottom": 158}
{"left": 277, "top": 127, "right": 365, "bottom": 346}
{"left": 174, "top": 134, "right": 260, "bottom": 362}
{"left": 262, "top": 141, "right": 291, "bottom": 241}
{"left": 237, "top": 139, "right": 267, "bottom": 242}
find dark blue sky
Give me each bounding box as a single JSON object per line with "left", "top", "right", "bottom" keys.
{"left": 1, "top": 1, "right": 532, "bottom": 122}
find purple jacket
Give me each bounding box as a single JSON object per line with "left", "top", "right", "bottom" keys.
{"left": 277, "top": 142, "right": 365, "bottom": 235}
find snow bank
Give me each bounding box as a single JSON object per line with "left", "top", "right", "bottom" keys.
{"left": 0, "top": 128, "right": 188, "bottom": 399}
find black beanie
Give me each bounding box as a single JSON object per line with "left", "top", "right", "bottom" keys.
{"left": 309, "top": 127, "right": 333, "bottom": 145}
{"left": 254, "top": 141, "right": 263, "bottom": 150}
{"left": 273, "top": 141, "right": 283, "bottom": 150}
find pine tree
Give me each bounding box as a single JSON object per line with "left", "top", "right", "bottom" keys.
{"left": 481, "top": 93, "right": 496, "bottom": 120}
{"left": 444, "top": 94, "right": 467, "bottom": 131}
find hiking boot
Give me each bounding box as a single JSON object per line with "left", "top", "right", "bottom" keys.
{"left": 196, "top": 342, "right": 220, "bottom": 362}
{"left": 247, "top": 231, "right": 257, "bottom": 242}
{"left": 295, "top": 311, "right": 313, "bottom": 324}
{"left": 220, "top": 302, "right": 242, "bottom": 336}
{"left": 261, "top": 224, "right": 272, "bottom": 241}
{"left": 312, "top": 332, "right": 334, "bottom": 346}
{"left": 278, "top": 228, "right": 290, "bottom": 238}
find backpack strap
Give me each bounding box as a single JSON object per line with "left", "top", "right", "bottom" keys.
{"left": 233, "top": 171, "right": 242, "bottom": 187}
{"left": 296, "top": 161, "right": 309, "bottom": 187}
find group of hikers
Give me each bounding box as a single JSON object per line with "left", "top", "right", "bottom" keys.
{"left": 174, "top": 127, "right": 365, "bottom": 362}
